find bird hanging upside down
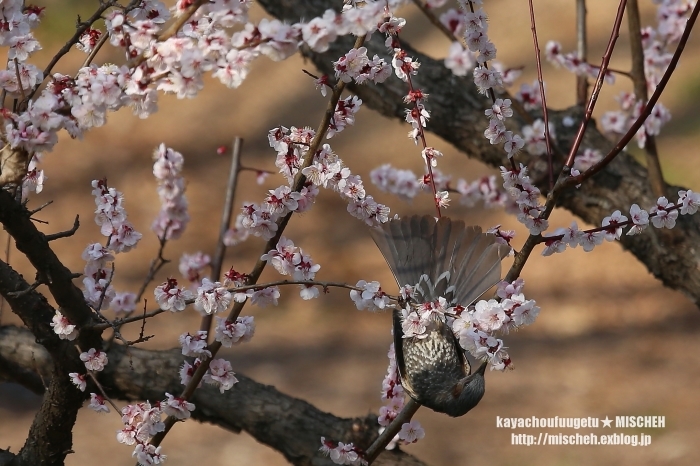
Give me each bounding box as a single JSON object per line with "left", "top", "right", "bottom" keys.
{"left": 370, "top": 215, "right": 509, "bottom": 417}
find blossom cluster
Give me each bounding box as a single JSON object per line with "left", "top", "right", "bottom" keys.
{"left": 89, "top": 393, "right": 110, "bottom": 414}
{"left": 546, "top": 0, "right": 693, "bottom": 148}
{"left": 440, "top": 2, "right": 529, "bottom": 161}
{"left": 261, "top": 236, "right": 321, "bottom": 299}
{"left": 600, "top": 91, "right": 671, "bottom": 149}
{"left": 370, "top": 163, "right": 511, "bottom": 210}
{"left": 1, "top": 0, "right": 403, "bottom": 151}
{"left": 319, "top": 438, "right": 367, "bottom": 466}
{"left": 217, "top": 267, "right": 276, "bottom": 308}
{"left": 400, "top": 295, "right": 456, "bottom": 339}
{"left": 541, "top": 190, "right": 700, "bottom": 255}
{"left": 194, "top": 278, "right": 232, "bottom": 315}
{"left": 456, "top": 175, "right": 509, "bottom": 208}
{"left": 264, "top": 127, "right": 390, "bottom": 228}
{"left": 520, "top": 118, "right": 555, "bottom": 157}
{"left": 302, "top": 142, "right": 390, "bottom": 226}
{"left": 80, "top": 348, "right": 109, "bottom": 371}
{"left": 327, "top": 95, "right": 363, "bottom": 139}
{"left": 179, "top": 251, "right": 211, "bottom": 286}
{"left": 572, "top": 148, "right": 603, "bottom": 173}
{"left": 544, "top": 41, "right": 616, "bottom": 85}
{"left": 21, "top": 153, "right": 46, "bottom": 198}
{"left": 452, "top": 279, "right": 540, "bottom": 371}
{"left": 82, "top": 180, "right": 142, "bottom": 313}
{"left": 203, "top": 358, "right": 239, "bottom": 393}
{"left": 500, "top": 164, "right": 548, "bottom": 235}
{"left": 332, "top": 46, "right": 391, "bottom": 87}
{"left": 151, "top": 144, "right": 190, "bottom": 240}
{"left": 67, "top": 348, "right": 109, "bottom": 397}
{"left": 378, "top": 344, "right": 404, "bottom": 426}
{"left": 179, "top": 330, "right": 212, "bottom": 358}
{"left": 4, "top": 0, "right": 400, "bottom": 207}
{"left": 373, "top": 11, "right": 458, "bottom": 209}
{"left": 50, "top": 310, "right": 78, "bottom": 340}
{"left": 117, "top": 401, "right": 168, "bottom": 465}
{"left": 349, "top": 280, "right": 392, "bottom": 311}
{"left": 154, "top": 278, "right": 195, "bottom": 311}
{"left": 179, "top": 357, "right": 239, "bottom": 394}
{"left": 214, "top": 315, "right": 255, "bottom": 347}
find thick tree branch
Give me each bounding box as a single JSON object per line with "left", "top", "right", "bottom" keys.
{"left": 0, "top": 260, "right": 87, "bottom": 466}
{"left": 258, "top": 0, "right": 700, "bottom": 307}
{"left": 0, "top": 190, "right": 101, "bottom": 339}
{"left": 0, "top": 325, "right": 429, "bottom": 466}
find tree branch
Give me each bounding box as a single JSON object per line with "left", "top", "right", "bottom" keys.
{"left": 257, "top": 0, "right": 700, "bottom": 308}
{"left": 0, "top": 325, "right": 429, "bottom": 466}
{"left": 0, "top": 260, "right": 86, "bottom": 466}
{"left": 0, "top": 190, "right": 100, "bottom": 336}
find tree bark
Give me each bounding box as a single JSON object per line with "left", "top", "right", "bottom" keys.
{"left": 257, "top": 0, "right": 700, "bottom": 308}
{"left": 0, "top": 325, "right": 428, "bottom": 466}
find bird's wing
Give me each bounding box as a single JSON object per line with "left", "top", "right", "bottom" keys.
{"left": 371, "top": 215, "right": 509, "bottom": 306}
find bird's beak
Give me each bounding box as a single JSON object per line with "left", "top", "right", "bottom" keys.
{"left": 476, "top": 360, "right": 488, "bottom": 375}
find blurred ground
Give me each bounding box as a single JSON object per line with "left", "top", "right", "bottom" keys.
{"left": 1, "top": 0, "right": 700, "bottom": 465}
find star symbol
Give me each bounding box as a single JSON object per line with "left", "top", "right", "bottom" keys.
{"left": 602, "top": 416, "right": 612, "bottom": 428}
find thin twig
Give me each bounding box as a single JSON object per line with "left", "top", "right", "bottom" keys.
{"left": 94, "top": 263, "right": 116, "bottom": 315}
{"left": 13, "top": 59, "right": 27, "bottom": 102}
{"left": 228, "top": 279, "right": 393, "bottom": 297}
{"left": 81, "top": 31, "right": 110, "bottom": 69}
{"left": 535, "top": 201, "right": 682, "bottom": 244}
{"left": 92, "top": 278, "right": 390, "bottom": 332}
{"left": 392, "top": 33, "right": 441, "bottom": 218}
{"left": 92, "top": 308, "right": 165, "bottom": 331}
{"left": 29, "top": 1, "right": 119, "bottom": 102}
{"left": 44, "top": 215, "right": 80, "bottom": 241}
{"left": 627, "top": 0, "right": 666, "bottom": 198}
{"left": 138, "top": 300, "right": 149, "bottom": 337}
{"left": 576, "top": 0, "right": 589, "bottom": 105}
{"left": 527, "top": 0, "right": 554, "bottom": 190}
{"left": 83, "top": 368, "right": 121, "bottom": 413}
{"left": 365, "top": 398, "right": 421, "bottom": 464}
{"left": 27, "top": 200, "right": 53, "bottom": 215}
{"left": 7, "top": 280, "right": 42, "bottom": 298}
{"left": 147, "top": 35, "right": 369, "bottom": 449}
{"left": 135, "top": 228, "right": 171, "bottom": 303}
{"left": 410, "top": 0, "right": 532, "bottom": 125}
{"left": 200, "top": 138, "right": 244, "bottom": 336}
{"left": 570, "top": 0, "right": 699, "bottom": 186}
{"left": 239, "top": 166, "right": 275, "bottom": 175}
{"left": 509, "top": 1, "right": 699, "bottom": 283}
{"left": 0, "top": 233, "right": 9, "bottom": 321}
{"left": 127, "top": 0, "right": 208, "bottom": 69}
{"left": 564, "top": 0, "right": 628, "bottom": 168}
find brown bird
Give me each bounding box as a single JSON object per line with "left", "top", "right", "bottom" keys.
{"left": 371, "top": 215, "right": 509, "bottom": 417}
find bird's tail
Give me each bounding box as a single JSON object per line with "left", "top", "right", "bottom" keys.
{"left": 370, "top": 215, "right": 509, "bottom": 305}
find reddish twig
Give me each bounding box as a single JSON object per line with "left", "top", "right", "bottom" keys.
{"left": 147, "top": 35, "right": 368, "bottom": 449}
{"left": 410, "top": 0, "right": 532, "bottom": 127}
{"left": 564, "top": 0, "right": 628, "bottom": 168}
{"left": 392, "top": 34, "right": 441, "bottom": 218}
{"left": 200, "top": 138, "right": 244, "bottom": 337}
{"left": 627, "top": 0, "right": 666, "bottom": 198}
{"left": 576, "top": 0, "right": 589, "bottom": 105}
{"left": 81, "top": 31, "right": 110, "bottom": 69}
{"left": 365, "top": 398, "right": 421, "bottom": 464}
{"left": 135, "top": 229, "right": 171, "bottom": 303}
{"left": 527, "top": 0, "right": 554, "bottom": 190}
{"left": 570, "top": 0, "right": 699, "bottom": 186}
{"left": 537, "top": 202, "right": 682, "bottom": 244}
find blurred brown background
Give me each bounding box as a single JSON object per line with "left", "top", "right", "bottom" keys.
{"left": 2, "top": 0, "right": 700, "bottom": 465}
